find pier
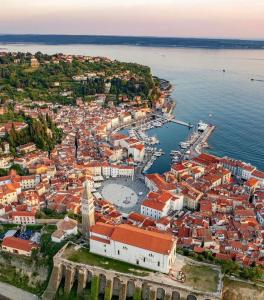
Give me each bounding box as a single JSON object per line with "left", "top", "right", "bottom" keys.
{"left": 152, "top": 113, "right": 193, "bottom": 128}
{"left": 190, "top": 124, "right": 215, "bottom": 157}
{"left": 170, "top": 119, "right": 193, "bottom": 128}
{"left": 170, "top": 123, "right": 216, "bottom": 163}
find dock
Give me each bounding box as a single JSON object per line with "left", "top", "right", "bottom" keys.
{"left": 170, "top": 119, "right": 193, "bottom": 128}
{"left": 170, "top": 123, "right": 216, "bottom": 163}
{"left": 152, "top": 113, "right": 193, "bottom": 128}
{"left": 190, "top": 124, "right": 215, "bottom": 157}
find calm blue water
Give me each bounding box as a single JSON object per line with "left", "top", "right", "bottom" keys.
{"left": 1, "top": 35, "right": 264, "bottom": 49}
{"left": 1, "top": 43, "right": 264, "bottom": 173}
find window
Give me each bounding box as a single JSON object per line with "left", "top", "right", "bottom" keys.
{"left": 158, "top": 261, "right": 160, "bottom": 267}
{"left": 136, "top": 259, "right": 139, "bottom": 265}
{"left": 143, "top": 257, "right": 146, "bottom": 262}
{"left": 118, "top": 250, "right": 120, "bottom": 255}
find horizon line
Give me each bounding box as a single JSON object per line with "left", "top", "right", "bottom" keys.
{"left": 0, "top": 33, "right": 264, "bottom": 42}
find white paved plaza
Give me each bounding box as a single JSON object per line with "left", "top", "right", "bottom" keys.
{"left": 101, "top": 183, "right": 138, "bottom": 208}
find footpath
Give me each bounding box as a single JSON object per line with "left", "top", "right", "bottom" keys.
{"left": 0, "top": 282, "right": 39, "bottom": 300}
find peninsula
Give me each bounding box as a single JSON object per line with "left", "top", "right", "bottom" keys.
{"left": 0, "top": 52, "right": 263, "bottom": 300}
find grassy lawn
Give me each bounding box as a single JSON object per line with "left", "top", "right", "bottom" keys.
{"left": 181, "top": 263, "right": 219, "bottom": 293}
{"left": 223, "top": 277, "right": 264, "bottom": 300}
{"left": 24, "top": 66, "right": 39, "bottom": 73}
{"left": 64, "top": 245, "right": 150, "bottom": 277}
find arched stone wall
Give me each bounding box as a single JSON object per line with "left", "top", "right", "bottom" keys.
{"left": 87, "top": 269, "right": 93, "bottom": 283}
{"left": 112, "top": 276, "right": 121, "bottom": 297}
{"left": 187, "top": 295, "right": 197, "bottom": 300}
{"left": 172, "top": 291, "right": 181, "bottom": 300}
{"left": 157, "top": 288, "right": 165, "bottom": 300}
{"left": 127, "top": 280, "right": 136, "bottom": 298}
{"left": 42, "top": 259, "right": 221, "bottom": 300}
{"left": 141, "top": 282, "right": 150, "bottom": 300}
{"left": 99, "top": 273, "right": 107, "bottom": 295}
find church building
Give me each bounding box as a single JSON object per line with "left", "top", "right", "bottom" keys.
{"left": 89, "top": 222, "right": 177, "bottom": 273}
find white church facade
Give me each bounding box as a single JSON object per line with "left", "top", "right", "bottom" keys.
{"left": 89, "top": 222, "right": 177, "bottom": 273}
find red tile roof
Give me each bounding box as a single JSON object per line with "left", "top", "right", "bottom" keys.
{"left": 90, "top": 222, "right": 115, "bottom": 237}
{"left": 91, "top": 222, "right": 175, "bottom": 254}
{"left": 12, "top": 211, "right": 35, "bottom": 217}
{"left": 2, "top": 237, "right": 38, "bottom": 252}
{"left": 111, "top": 224, "right": 175, "bottom": 254}
{"left": 252, "top": 170, "right": 264, "bottom": 179}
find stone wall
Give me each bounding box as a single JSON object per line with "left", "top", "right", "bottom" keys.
{"left": 0, "top": 252, "right": 48, "bottom": 294}
{"left": 42, "top": 258, "right": 221, "bottom": 300}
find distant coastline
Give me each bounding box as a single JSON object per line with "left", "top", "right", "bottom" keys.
{"left": 0, "top": 34, "right": 264, "bottom": 49}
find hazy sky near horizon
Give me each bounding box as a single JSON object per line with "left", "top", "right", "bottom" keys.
{"left": 1, "top": 0, "right": 264, "bottom": 39}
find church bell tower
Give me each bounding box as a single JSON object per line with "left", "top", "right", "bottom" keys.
{"left": 81, "top": 180, "right": 95, "bottom": 236}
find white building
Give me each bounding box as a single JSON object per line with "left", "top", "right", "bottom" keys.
{"left": 20, "top": 175, "right": 37, "bottom": 190}
{"left": 0, "top": 156, "right": 12, "bottom": 169}
{"left": 241, "top": 165, "right": 255, "bottom": 180}
{"left": 101, "top": 163, "right": 111, "bottom": 178}
{"left": 120, "top": 113, "right": 132, "bottom": 124}
{"left": 141, "top": 191, "right": 183, "bottom": 220}
{"left": 87, "top": 162, "right": 134, "bottom": 179}
{"left": 90, "top": 222, "right": 177, "bottom": 273}
{"left": 128, "top": 144, "right": 145, "bottom": 162}
{"left": 51, "top": 216, "right": 78, "bottom": 243}
{"left": 110, "top": 165, "right": 119, "bottom": 178}
{"left": 111, "top": 117, "right": 120, "bottom": 128}
{"left": 144, "top": 174, "right": 176, "bottom": 193}
{"left": 256, "top": 210, "right": 264, "bottom": 227}
{"left": 120, "top": 138, "right": 139, "bottom": 150}
{"left": 111, "top": 133, "right": 128, "bottom": 148}
{"left": 117, "top": 165, "right": 134, "bottom": 177}
{"left": 11, "top": 211, "right": 36, "bottom": 224}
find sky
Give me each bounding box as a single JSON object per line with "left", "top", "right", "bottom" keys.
{"left": 1, "top": 0, "right": 264, "bottom": 40}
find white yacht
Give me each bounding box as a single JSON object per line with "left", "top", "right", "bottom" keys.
{"left": 179, "top": 141, "right": 190, "bottom": 149}
{"left": 197, "top": 121, "right": 208, "bottom": 132}
{"left": 172, "top": 157, "right": 180, "bottom": 163}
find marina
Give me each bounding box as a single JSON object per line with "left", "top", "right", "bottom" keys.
{"left": 170, "top": 121, "right": 216, "bottom": 163}
{"left": 123, "top": 112, "right": 215, "bottom": 173}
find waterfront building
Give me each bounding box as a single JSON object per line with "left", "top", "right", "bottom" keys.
{"left": 89, "top": 222, "right": 177, "bottom": 273}
{"left": 251, "top": 170, "right": 264, "bottom": 187}
{"left": 128, "top": 143, "right": 145, "bottom": 162}
{"left": 220, "top": 157, "right": 256, "bottom": 180}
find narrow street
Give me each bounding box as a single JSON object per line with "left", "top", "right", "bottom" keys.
{"left": 0, "top": 282, "right": 39, "bottom": 300}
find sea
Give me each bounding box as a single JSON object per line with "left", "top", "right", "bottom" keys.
{"left": 0, "top": 36, "right": 264, "bottom": 174}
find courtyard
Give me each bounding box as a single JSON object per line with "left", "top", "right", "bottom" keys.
{"left": 99, "top": 177, "right": 148, "bottom": 213}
